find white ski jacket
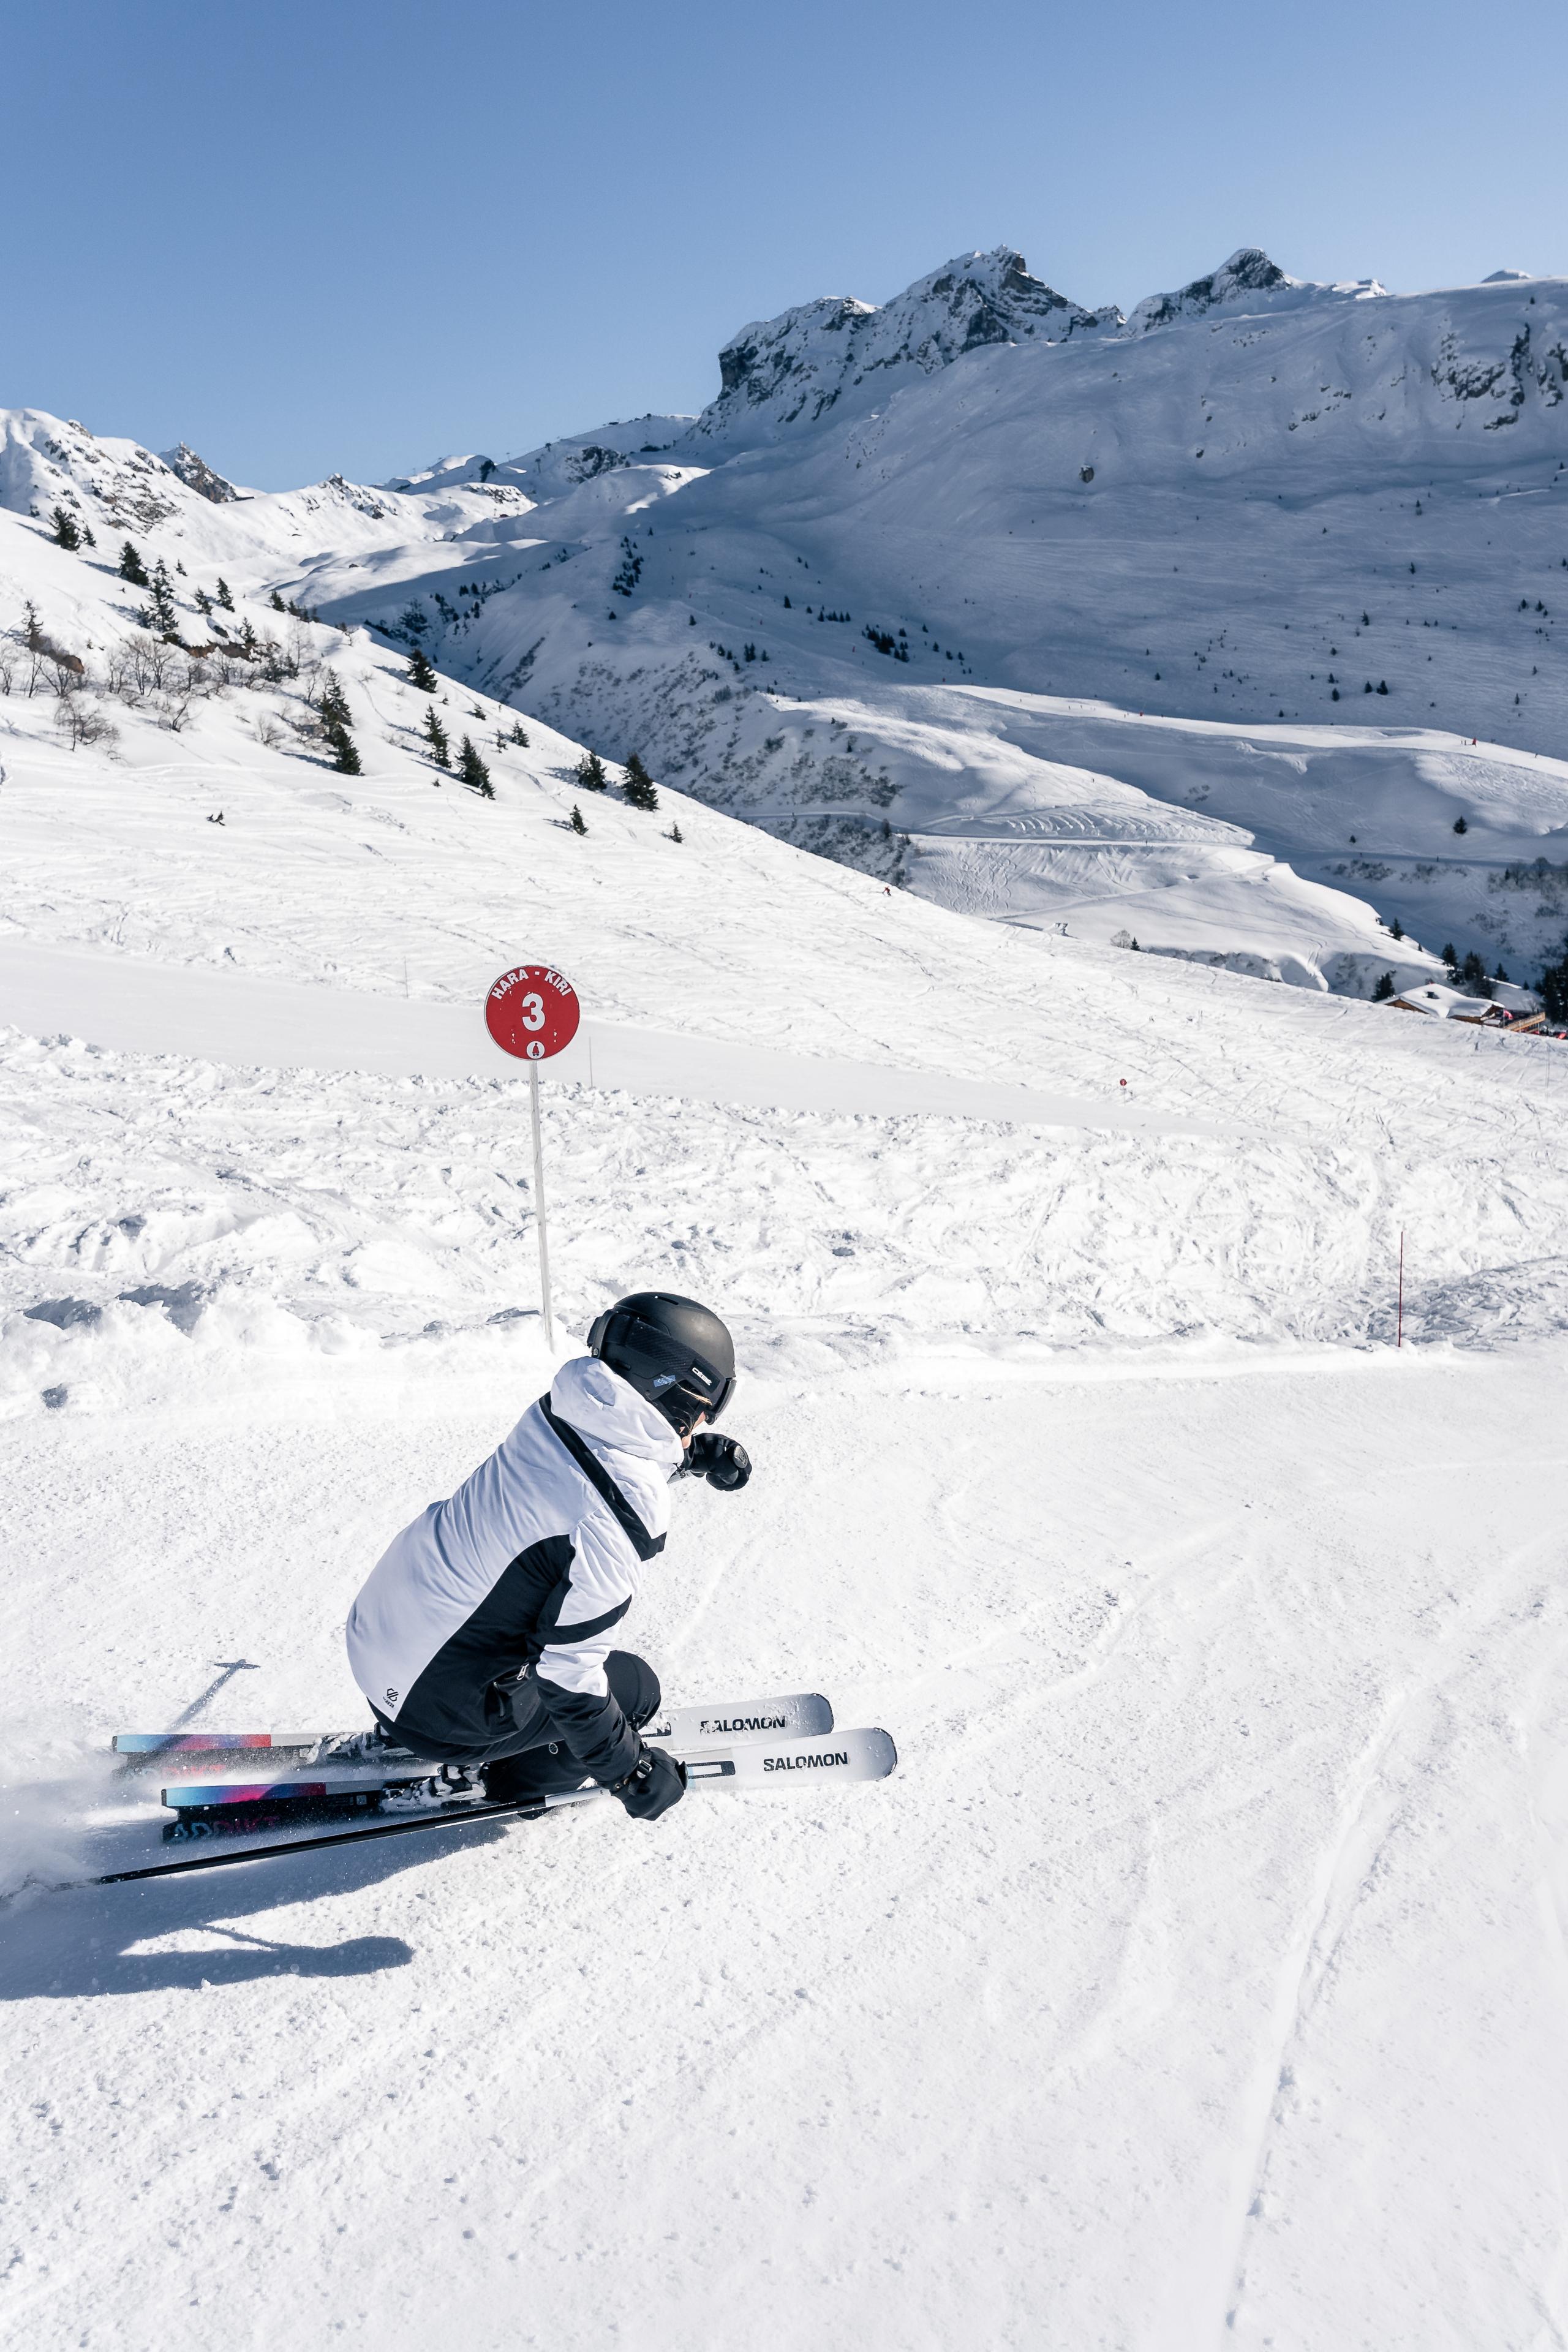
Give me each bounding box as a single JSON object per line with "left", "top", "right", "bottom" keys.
{"left": 345, "top": 1357, "right": 684, "bottom": 1775}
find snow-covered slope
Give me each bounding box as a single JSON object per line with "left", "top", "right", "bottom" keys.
{"left": 6, "top": 377, "right": 1568, "bottom": 2346}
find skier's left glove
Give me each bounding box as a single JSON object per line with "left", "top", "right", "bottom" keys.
{"left": 688, "top": 1433, "right": 752, "bottom": 1491}
{"left": 612, "top": 1743, "right": 686, "bottom": 1822}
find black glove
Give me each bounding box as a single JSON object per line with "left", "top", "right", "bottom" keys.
{"left": 688, "top": 1432, "right": 752, "bottom": 1491}
{"left": 612, "top": 1743, "right": 685, "bottom": 1821}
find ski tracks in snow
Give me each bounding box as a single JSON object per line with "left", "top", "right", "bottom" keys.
{"left": 1220, "top": 1534, "right": 1568, "bottom": 2350}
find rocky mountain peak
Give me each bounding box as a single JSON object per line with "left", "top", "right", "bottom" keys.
{"left": 694, "top": 247, "right": 1114, "bottom": 444}
{"left": 159, "top": 442, "right": 239, "bottom": 503}
{"left": 1123, "top": 250, "right": 1382, "bottom": 334}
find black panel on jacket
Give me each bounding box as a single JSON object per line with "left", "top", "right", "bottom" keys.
{"left": 393, "top": 1532, "right": 575, "bottom": 1755}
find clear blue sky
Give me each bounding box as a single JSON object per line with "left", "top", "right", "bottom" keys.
{"left": 7, "top": 0, "right": 1563, "bottom": 488}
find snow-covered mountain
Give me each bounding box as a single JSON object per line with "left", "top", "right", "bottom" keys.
{"left": 6, "top": 239, "right": 1568, "bottom": 997}
{"left": 309, "top": 246, "right": 1568, "bottom": 993}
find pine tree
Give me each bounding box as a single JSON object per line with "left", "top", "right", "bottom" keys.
{"left": 1389, "top": 917, "right": 1404, "bottom": 940}
{"left": 1372, "top": 971, "right": 1395, "bottom": 1001}
{"left": 575, "top": 751, "right": 609, "bottom": 792}
{"left": 1452, "top": 815, "right": 1468, "bottom": 835}
{"left": 50, "top": 506, "right": 81, "bottom": 550}
{"left": 422, "top": 706, "right": 450, "bottom": 767}
{"left": 1441, "top": 944, "right": 1458, "bottom": 973}
{"left": 508, "top": 720, "right": 529, "bottom": 747}
{"left": 668, "top": 821, "right": 683, "bottom": 843}
{"left": 407, "top": 644, "right": 439, "bottom": 693}
{"left": 323, "top": 719, "right": 361, "bottom": 775}
{"left": 215, "top": 577, "right": 234, "bottom": 611}
{"left": 195, "top": 586, "right": 213, "bottom": 619}
{"left": 570, "top": 803, "right": 587, "bottom": 835}
{"left": 623, "top": 751, "right": 659, "bottom": 812}
{"left": 145, "top": 558, "right": 179, "bottom": 639}
{"left": 81, "top": 524, "right": 96, "bottom": 546}
{"left": 458, "top": 736, "right": 494, "bottom": 798}
{"left": 239, "top": 617, "right": 258, "bottom": 657}
{"left": 1540, "top": 937, "right": 1568, "bottom": 1023}
{"left": 317, "top": 669, "right": 352, "bottom": 729}
{"left": 270, "top": 589, "right": 287, "bottom": 613}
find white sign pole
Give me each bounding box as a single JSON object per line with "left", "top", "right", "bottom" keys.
{"left": 529, "top": 1058, "right": 554, "bottom": 1353}
{"left": 484, "top": 962, "right": 578, "bottom": 1359}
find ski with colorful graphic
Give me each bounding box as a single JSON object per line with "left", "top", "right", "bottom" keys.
{"left": 111, "top": 1687, "right": 834, "bottom": 1766}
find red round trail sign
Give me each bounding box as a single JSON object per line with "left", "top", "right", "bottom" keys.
{"left": 484, "top": 964, "right": 581, "bottom": 1061}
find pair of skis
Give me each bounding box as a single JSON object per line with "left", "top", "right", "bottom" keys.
{"left": 89, "top": 1690, "right": 895, "bottom": 1887}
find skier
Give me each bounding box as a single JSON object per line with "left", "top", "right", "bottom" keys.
{"left": 343, "top": 1294, "right": 751, "bottom": 1822}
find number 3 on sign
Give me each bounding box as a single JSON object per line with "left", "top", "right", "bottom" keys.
{"left": 484, "top": 965, "right": 581, "bottom": 1063}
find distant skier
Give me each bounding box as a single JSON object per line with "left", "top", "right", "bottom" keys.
{"left": 344, "top": 1294, "right": 750, "bottom": 1822}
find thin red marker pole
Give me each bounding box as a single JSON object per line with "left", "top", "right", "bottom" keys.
{"left": 1397, "top": 1230, "right": 1404, "bottom": 1349}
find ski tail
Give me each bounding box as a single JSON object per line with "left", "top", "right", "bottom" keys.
{"left": 113, "top": 1732, "right": 320, "bottom": 1756}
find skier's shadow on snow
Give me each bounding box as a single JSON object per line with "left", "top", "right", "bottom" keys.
{"left": 0, "top": 1822, "right": 516, "bottom": 2000}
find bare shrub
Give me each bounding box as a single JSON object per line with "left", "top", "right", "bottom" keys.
{"left": 107, "top": 631, "right": 177, "bottom": 703}
{"left": 53, "top": 694, "right": 119, "bottom": 752}
{"left": 153, "top": 660, "right": 209, "bottom": 733}
{"left": 252, "top": 710, "right": 286, "bottom": 750}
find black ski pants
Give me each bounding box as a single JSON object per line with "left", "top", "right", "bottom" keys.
{"left": 478, "top": 1651, "right": 661, "bottom": 1802}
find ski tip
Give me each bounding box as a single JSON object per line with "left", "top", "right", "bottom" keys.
{"left": 862, "top": 1728, "right": 898, "bottom": 1778}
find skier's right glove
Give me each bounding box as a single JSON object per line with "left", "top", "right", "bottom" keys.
{"left": 688, "top": 1433, "right": 752, "bottom": 1491}
{"left": 612, "top": 1743, "right": 686, "bottom": 1822}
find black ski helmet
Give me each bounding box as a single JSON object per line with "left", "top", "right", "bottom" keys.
{"left": 587, "top": 1292, "right": 736, "bottom": 1436}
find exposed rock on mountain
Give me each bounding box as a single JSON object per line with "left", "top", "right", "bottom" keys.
{"left": 159, "top": 442, "right": 240, "bottom": 503}
{"left": 1128, "top": 247, "right": 1298, "bottom": 331}
{"left": 0, "top": 409, "right": 181, "bottom": 530}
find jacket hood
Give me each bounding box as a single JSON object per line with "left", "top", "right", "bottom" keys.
{"left": 550, "top": 1354, "right": 685, "bottom": 1470}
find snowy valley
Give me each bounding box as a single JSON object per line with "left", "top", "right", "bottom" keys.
{"left": 4, "top": 241, "right": 1568, "bottom": 2351}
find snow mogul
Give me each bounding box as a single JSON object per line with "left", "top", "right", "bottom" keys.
{"left": 343, "top": 1294, "right": 750, "bottom": 1823}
